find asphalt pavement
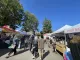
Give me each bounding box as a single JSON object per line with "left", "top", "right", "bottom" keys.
{"left": 0, "top": 44, "right": 63, "bottom": 60}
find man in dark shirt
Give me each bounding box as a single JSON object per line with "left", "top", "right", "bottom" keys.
{"left": 29, "top": 35, "right": 34, "bottom": 51}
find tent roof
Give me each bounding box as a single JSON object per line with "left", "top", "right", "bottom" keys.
{"left": 17, "top": 30, "right": 33, "bottom": 35}
{"left": 2, "top": 25, "right": 16, "bottom": 32}
{"left": 64, "top": 23, "right": 80, "bottom": 33}
{"left": 44, "top": 33, "right": 52, "bottom": 36}
{"left": 54, "top": 25, "right": 72, "bottom": 34}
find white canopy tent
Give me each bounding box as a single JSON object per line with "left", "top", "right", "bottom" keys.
{"left": 20, "top": 31, "right": 27, "bottom": 35}
{"left": 54, "top": 25, "right": 72, "bottom": 34}
{"left": 51, "top": 25, "right": 72, "bottom": 46}
{"left": 64, "top": 23, "right": 80, "bottom": 34}
{"left": 16, "top": 30, "right": 33, "bottom": 35}
{"left": 44, "top": 33, "right": 53, "bottom": 39}
{"left": 50, "top": 25, "right": 72, "bottom": 54}
{"left": 51, "top": 25, "right": 72, "bottom": 37}
{"left": 50, "top": 24, "right": 80, "bottom": 54}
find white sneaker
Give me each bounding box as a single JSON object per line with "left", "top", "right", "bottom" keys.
{"left": 32, "top": 56, "right": 35, "bottom": 59}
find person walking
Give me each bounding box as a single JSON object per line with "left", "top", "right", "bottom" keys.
{"left": 39, "top": 32, "right": 44, "bottom": 60}
{"left": 7, "top": 35, "right": 18, "bottom": 58}
{"left": 20, "top": 35, "right": 25, "bottom": 49}
{"left": 52, "top": 41, "right": 56, "bottom": 52}
{"left": 7, "top": 43, "right": 18, "bottom": 58}
{"left": 47, "top": 37, "right": 50, "bottom": 48}
{"left": 29, "top": 35, "right": 34, "bottom": 51}
{"left": 24, "top": 35, "right": 28, "bottom": 49}
{"left": 32, "top": 35, "right": 38, "bottom": 59}
{"left": 50, "top": 39, "right": 52, "bottom": 47}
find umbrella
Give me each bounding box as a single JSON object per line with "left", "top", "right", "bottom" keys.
{"left": 2, "top": 25, "right": 16, "bottom": 32}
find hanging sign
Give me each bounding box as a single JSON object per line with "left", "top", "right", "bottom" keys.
{"left": 65, "top": 24, "right": 80, "bottom": 33}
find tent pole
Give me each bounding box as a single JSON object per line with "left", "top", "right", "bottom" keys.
{"left": 64, "top": 34, "right": 66, "bottom": 45}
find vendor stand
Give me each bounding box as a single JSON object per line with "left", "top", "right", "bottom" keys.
{"left": 1, "top": 25, "right": 17, "bottom": 36}
{"left": 51, "top": 25, "right": 72, "bottom": 55}
{"left": 0, "top": 25, "right": 18, "bottom": 49}
{"left": 1, "top": 25, "right": 17, "bottom": 47}
{"left": 64, "top": 24, "right": 80, "bottom": 60}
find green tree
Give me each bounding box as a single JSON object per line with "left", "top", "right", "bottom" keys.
{"left": 23, "top": 11, "right": 38, "bottom": 32}
{"left": 0, "top": 0, "right": 24, "bottom": 29}
{"left": 42, "top": 18, "right": 52, "bottom": 34}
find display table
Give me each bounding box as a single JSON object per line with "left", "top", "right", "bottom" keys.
{"left": 56, "top": 43, "right": 66, "bottom": 54}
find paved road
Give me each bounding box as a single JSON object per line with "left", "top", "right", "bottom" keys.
{"left": 43, "top": 44, "right": 63, "bottom": 60}
{"left": 0, "top": 44, "right": 63, "bottom": 60}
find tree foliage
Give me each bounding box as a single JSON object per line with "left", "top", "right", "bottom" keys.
{"left": 23, "top": 11, "right": 38, "bottom": 32}
{"left": 0, "top": 0, "right": 24, "bottom": 29}
{"left": 42, "top": 18, "right": 52, "bottom": 34}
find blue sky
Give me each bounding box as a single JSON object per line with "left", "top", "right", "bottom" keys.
{"left": 20, "top": 0, "right": 80, "bottom": 31}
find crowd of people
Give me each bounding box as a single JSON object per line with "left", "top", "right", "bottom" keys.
{"left": 0, "top": 32, "right": 57, "bottom": 59}
{"left": 45, "top": 37, "right": 56, "bottom": 52}
{"left": 5, "top": 33, "right": 39, "bottom": 59}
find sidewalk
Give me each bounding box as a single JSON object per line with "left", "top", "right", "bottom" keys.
{"left": 0, "top": 44, "right": 63, "bottom": 60}
{"left": 42, "top": 44, "right": 63, "bottom": 60}
{"left": 0, "top": 49, "right": 11, "bottom": 57}
{"left": 0, "top": 48, "right": 33, "bottom": 60}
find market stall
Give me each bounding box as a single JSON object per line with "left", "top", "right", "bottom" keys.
{"left": 65, "top": 24, "right": 80, "bottom": 34}
{"left": 0, "top": 25, "right": 18, "bottom": 49}
{"left": 51, "top": 25, "right": 72, "bottom": 54}
{"left": 2, "top": 25, "right": 19, "bottom": 37}
{"left": 64, "top": 23, "right": 80, "bottom": 60}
